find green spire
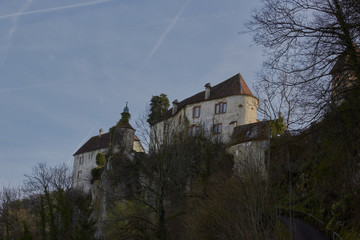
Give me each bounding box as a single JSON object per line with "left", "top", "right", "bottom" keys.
{"left": 118, "top": 102, "right": 130, "bottom": 125}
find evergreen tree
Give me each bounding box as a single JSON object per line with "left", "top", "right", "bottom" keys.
{"left": 147, "top": 94, "right": 170, "bottom": 126}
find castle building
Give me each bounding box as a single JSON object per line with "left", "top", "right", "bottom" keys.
{"left": 227, "top": 120, "right": 270, "bottom": 171}
{"left": 72, "top": 105, "right": 144, "bottom": 193}
{"left": 151, "top": 73, "right": 259, "bottom": 143}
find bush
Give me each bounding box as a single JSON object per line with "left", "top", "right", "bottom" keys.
{"left": 96, "top": 153, "right": 106, "bottom": 167}
{"left": 91, "top": 167, "right": 102, "bottom": 183}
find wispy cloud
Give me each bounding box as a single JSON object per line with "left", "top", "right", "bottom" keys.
{"left": 0, "top": 0, "right": 113, "bottom": 20}
{"left": 0, "top": 0, "right": 33, "bottom": 66}
{"left": 0, "top": 80, "right": 68, "bottom": 93}
{"left": 132, "top": 0, "right": 192, "bottom": 77}
{"left": 66, "top": 116, "right": 103, "bottom": 165}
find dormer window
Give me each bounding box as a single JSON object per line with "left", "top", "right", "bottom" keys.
{"left": 193, "top": 106, "right": 200, "bottom": 118}
{"left": 215, "top": 102, "right": 227, "bottom": 114}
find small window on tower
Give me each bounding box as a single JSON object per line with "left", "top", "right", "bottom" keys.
{"left": 77, "top": 171, "right": 82, "bottom": 179}
{"left": 164, "top": 123, "right": 169, "bottom": 133}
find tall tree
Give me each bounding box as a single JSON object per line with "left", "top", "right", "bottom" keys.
{"left": 23, "top": 163, "right": 95, "bottom": 240}
{"left": 247, "top": 0, "right": 360, "bottom": 124}
{"left": 23, "top": 163, "right": 57, "bottom": 240}
{"left": 147, "top": 94, "right": 170, "bottom": 126}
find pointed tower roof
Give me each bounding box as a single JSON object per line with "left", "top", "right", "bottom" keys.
{"left": 116, "top": 102, "right": 135, "bottom": 130}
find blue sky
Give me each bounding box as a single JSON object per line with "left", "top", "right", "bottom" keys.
{"left": 0, "top": 0, "right": 263, "bottom": 186}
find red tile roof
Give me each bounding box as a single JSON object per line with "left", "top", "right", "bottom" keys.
{"left": 156, "top": 73, "right": 256, "bottom": 123}
{"left": 73, "top": 132, "right": 140, "bottom": 156}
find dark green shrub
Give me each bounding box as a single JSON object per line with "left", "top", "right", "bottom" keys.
{"left": 96, "top": 152, "right": 106, "bottom": 167}
{"left": 91, "top": 167, "right": 102, "bottom": 183}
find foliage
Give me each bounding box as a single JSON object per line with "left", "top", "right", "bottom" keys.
{"left": 20, "top": 222, "right": 33, "bottom": 240}
{"left": 269, "top": 112, "right": 286, "bottom": 137}
{"left": 118, "top": 111, "right": 130, "bottom": 125}
{"left": 186, "top": 166, "right": 277, "bottom": 240}
{"left": 109, "top": 125, "right": 115, "bottom": 144}
{"left": 103, "top": 122, "right": 235, "bottom": 240}
{"left": 91, "top": 152, "right": 107, "bottom": 182}
{"left": 268, "top": 101, "right": 360, "bottom": 238}
{"left": 72, "top": 193, "right": 97, "bottom": 240}
{"left": 0, "top": 164, "right": 96, "bottom": 240}
{"left": 91, "top": 167, "right": 102, "bottom": 183}
{"left": 104, "top": 200, "right": 149, "bottom": 240}
{"left": 96, "top": 152, "right": 106, "bottom": 167}
{"left": 147, "top": 94, "right": 170, "bottom": 126}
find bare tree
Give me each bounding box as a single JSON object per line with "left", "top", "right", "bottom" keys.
{"left": 186, "top": 153, "right": 279, "bottom": 240}
{"left": 253, "top": 71, "right": 311, "bottom": 130}
{"left": 133, "top": 119, "right": 194, "bottom": 240}
{"left": 247, "top": 0, "right": 360, "bottom": 125}
{"left": 23, "top": 163, "right": 57, "bottom": 240}
{"left": 101, "top": 108, "right": 233, "bottom": 240}
{"left": 23, "top": 163, "right": 93, "bottom": 240}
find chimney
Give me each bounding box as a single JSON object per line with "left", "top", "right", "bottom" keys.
{"left": 99, "top": 128, "right": 103, "bottom": 137}
{"left": 172, "top": 99, "right": 179, "bottom": 115}
{"left": 204, "top": 83, "right": 211, "bottom": 100}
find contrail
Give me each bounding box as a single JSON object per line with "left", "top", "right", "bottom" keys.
{"left": 146, "top": 0, "right": 192, "bottom": 63}
{"left": 0, "top": 0, "right": 113, "bottom": 20}
{"left": 0, "top": 0, "right": 33, "bottom": 65}
{"left": 0, "top": 80, "right": 68, "bottom": 93}
{"left": 132, "top": 0, "right": 192, "bottom": 77}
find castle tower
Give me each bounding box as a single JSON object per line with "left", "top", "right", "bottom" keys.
{"left": 112, "top": 102, "right": 135, "bottom": 155}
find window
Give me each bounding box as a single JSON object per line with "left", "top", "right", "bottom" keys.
{"left": 77, "top": 171, "right": 82, "bottom": 179}
{"left": 215, "top": 102, "right": 227, "bottom": 114}
{"left": 164, "top": 123, "right": 169, "bottom": 133}
{"left": 178, "top": 114, "right": 182, "bottom": 125}
{"left": 213, "top": 123, "right": 222, "bottom": 134}
{"left": 79, "top": 156, "right": 84, "bottom": 165}
{"left": 193, "top": 106, "right": 200, "bottom": 118}
{"left": 189, "top": 125, "right": 200, "bottom": 136}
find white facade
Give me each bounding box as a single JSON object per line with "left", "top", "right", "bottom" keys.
{"left": 185, "top": 95, "right": 258, "bottom": 142}
{"left": 152, "top": 74, "right": 259, "bottom": 143}
{"left": 72, "top": 135, "right": 144, "bottom": 193}
{"left": 72, "top": 148, "right": 108, "bottom": 193}
{"left": 228, "top": 140, "right": 268, "bottom": 172}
